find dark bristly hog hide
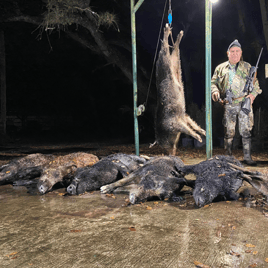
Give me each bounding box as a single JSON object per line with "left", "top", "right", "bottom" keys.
{"left": 181, "top": 155, "right": 244, "bottom": 207}
{"left": 154, "top": 24, "right": 206, "bottom": 155}
{"left": 101, "top": 156, "right": 187, "bottom": 204}
{"left": 67, "top": 153, "right": 148, "bottom": 195}
{"left": 0, "top": 153, "right": 55, "bottom": 185}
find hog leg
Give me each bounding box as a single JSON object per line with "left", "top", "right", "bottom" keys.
{"left": 156, "top": 25, "right": 172, "bottom": 85}
{"left": 185, "top": 115, "right": 206, "bottom": 136}
{"left": 177, "top": 118, "right": 203, "bottom": 143}
{"left": 171, "top": 31, "right": 184, "bottom": 84}
{"left": 100, "top": 173, "right": 140, "bottom": 194}
{"left": 162, "top": 24, "right": 172, "bottom": 50}
{"left": 0, "top": 164, "right": 9, "bottom": 171}
{"left": 170, "top": 132, "right": 181, "bottom": 156}
{"left": 173, "top": 31, "right": 184, "bottom": 49}
{"left": 13, "top": 179, "right": 38, "bottom": 186}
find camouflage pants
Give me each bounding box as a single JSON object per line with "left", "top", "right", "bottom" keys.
{"left": 223, "top": 102, "right": 254, "bottom": 139}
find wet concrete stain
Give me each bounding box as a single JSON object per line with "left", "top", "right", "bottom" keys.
{"left": 1, "top": 185, "right": 268, "bottom": 268}
{"left": 54, "top": 208, "right": 113, "bottom": 219}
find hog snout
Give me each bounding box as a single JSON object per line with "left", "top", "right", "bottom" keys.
{"left": 67, "top": 184, "right": 77, "bottom": 195}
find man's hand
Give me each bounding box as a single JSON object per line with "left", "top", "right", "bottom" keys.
{"left": 212, "top": 92, "right": 220, "bottom": 102}
{"left": 246, "top": 94, "right": 255, "bottom": 105}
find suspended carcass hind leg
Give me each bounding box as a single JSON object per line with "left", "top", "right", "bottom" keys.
{"left": 177, "top": 118, "right": 203, "bottom": 143}
{"left": 185, "top": 115, "right": 206, "bottom": 137}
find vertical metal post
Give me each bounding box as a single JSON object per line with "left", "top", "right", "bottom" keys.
{"left": 205, "top": 0, "right": 213, "bottom": 158}
{"left": 130, "top": 0, "right": 145, "bottom": 156}
{"left": 130, "top": 0, "right": 139, "bottom": 155}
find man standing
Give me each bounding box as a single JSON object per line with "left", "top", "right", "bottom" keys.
{"left": 211, "top": 40, "right": 262, "bottom": 165}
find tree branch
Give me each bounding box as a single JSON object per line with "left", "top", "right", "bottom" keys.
{"left": 4, "top": 15, "right": 42, "bottom": 26}
{"left": 65, "top": 30, "right": 101, "bottom": 54}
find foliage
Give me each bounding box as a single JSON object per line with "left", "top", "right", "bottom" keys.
{"left": 43, "top": 0, "right": 119, "bottom": 32}
{"left": 98, "top": 11, "right": 119, "bottom": 31}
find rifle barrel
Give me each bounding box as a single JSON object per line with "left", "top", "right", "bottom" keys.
{"left": 255, "top": 47, "right": 263, "bottom": 69}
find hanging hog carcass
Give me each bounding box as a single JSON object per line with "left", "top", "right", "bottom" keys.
{"left": 152, "top": 24, "right": 206, "bottom": 155}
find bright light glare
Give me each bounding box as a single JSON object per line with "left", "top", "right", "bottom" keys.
{"left": 210, "top": 0, "right": 219, "bottom": 3}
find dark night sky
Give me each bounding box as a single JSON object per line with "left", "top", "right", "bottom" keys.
{"left": 2, "top": 0, "right": 268, "bottom": 142}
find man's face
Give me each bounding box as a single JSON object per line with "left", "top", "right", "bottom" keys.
{"left": 227, "top": 46, "right": 242, "bottom": 65}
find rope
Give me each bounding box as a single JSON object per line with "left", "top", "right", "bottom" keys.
{"left": 168, "top": 0, "right": 172, "bottom": 26}
{"left": 144, "top": 0, "right": 169, "bottom": 108}
{"left": 168, "top": 0, "right": 174, "bottom": 46}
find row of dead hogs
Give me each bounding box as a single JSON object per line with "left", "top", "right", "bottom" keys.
{"left": 0, "top": 152, "right": 268, "bottom": 207}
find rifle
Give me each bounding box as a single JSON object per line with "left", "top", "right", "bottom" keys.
{"left": 226, "top": 87, "right": 234, "bottom": 104}
{"left": 218, "top": 86, "right": 234, "bottom": 105}
{"left": 241, "top": 47, "right": 263, "bottom": 115}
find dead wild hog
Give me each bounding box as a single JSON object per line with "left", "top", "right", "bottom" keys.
{"left": 154, "top": 24, "right": 206, "bottom": 155}
{"left": 37, "top": 165, "right": 77, "bottom": 194}
{"left": 43, "top": 152, "right": 99, "bottom": 169}
{"left": 100, "top": 156, "right": 187, "bottom": 204}
{"left": 181, "top": 155, "right": 243, "bottom": 207}
{"left": 37, "top": 152, "right": 99, "bottom": 194}
{"left": 0, "top": 153, "right": 55, "bottom": 185}
{"left": 67, "top": 153, "right": 148, "bottom": 195}
{"left": 5, "top": 152, "right": 99, "bottom": 194}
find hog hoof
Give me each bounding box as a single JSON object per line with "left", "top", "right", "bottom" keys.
{"left": 200, "top": 130, "right": 206, "bottom": 136}
{"left": 100, "top": 185, "right": 113, "bottom": 194}
{"left": 129, "top": 193, "right": 137, "bottom": 204}
{"left": 164, "top": 23, "right": 171, "bottom": 33}
{"left": 197, "top": 135, "right": 202, "bottom": 143}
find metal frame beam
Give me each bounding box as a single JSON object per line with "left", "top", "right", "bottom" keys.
{"left": 205, "top": 0, "right": 213, "bottom": 158}
{"left": 131, "top": 0, "right": 213, "bottom": 157}
{"left": 130, "top": 0, "right": 144, "bottom": 156}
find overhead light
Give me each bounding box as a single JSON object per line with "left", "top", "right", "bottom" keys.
{"left": 210, "top": 0, "right": 219, "bottom": 3}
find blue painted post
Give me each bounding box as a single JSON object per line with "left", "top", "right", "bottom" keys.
{"left": 205, "top": 0, "right": 213, "bottom": 159}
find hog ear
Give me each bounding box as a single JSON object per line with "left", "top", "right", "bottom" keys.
{"left": 70, "top": 165, "right": 78, "bottom": 172}
{"left": 67, "top": 165, "right": 77, "bottom": 173}
{"left": 59, "top": 165, "right": 77, "bottom": 173}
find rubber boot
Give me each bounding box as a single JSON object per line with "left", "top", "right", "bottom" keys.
{"left": 224, "top": 138, "right": 233, "bottom": 156}
{"left": 242, "top": 137, "right": 257, "bottom": 166}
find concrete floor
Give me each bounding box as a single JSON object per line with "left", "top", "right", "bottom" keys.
{"left": 1, "top": 182, "right": 268, "bottom": 267}
{"left": 1, "top": 144, "right": 268, "bottom": 267}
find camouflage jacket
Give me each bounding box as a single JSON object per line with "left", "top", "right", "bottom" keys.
{"left": 211, "top": 60, "right": 262, "bottom": 104}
